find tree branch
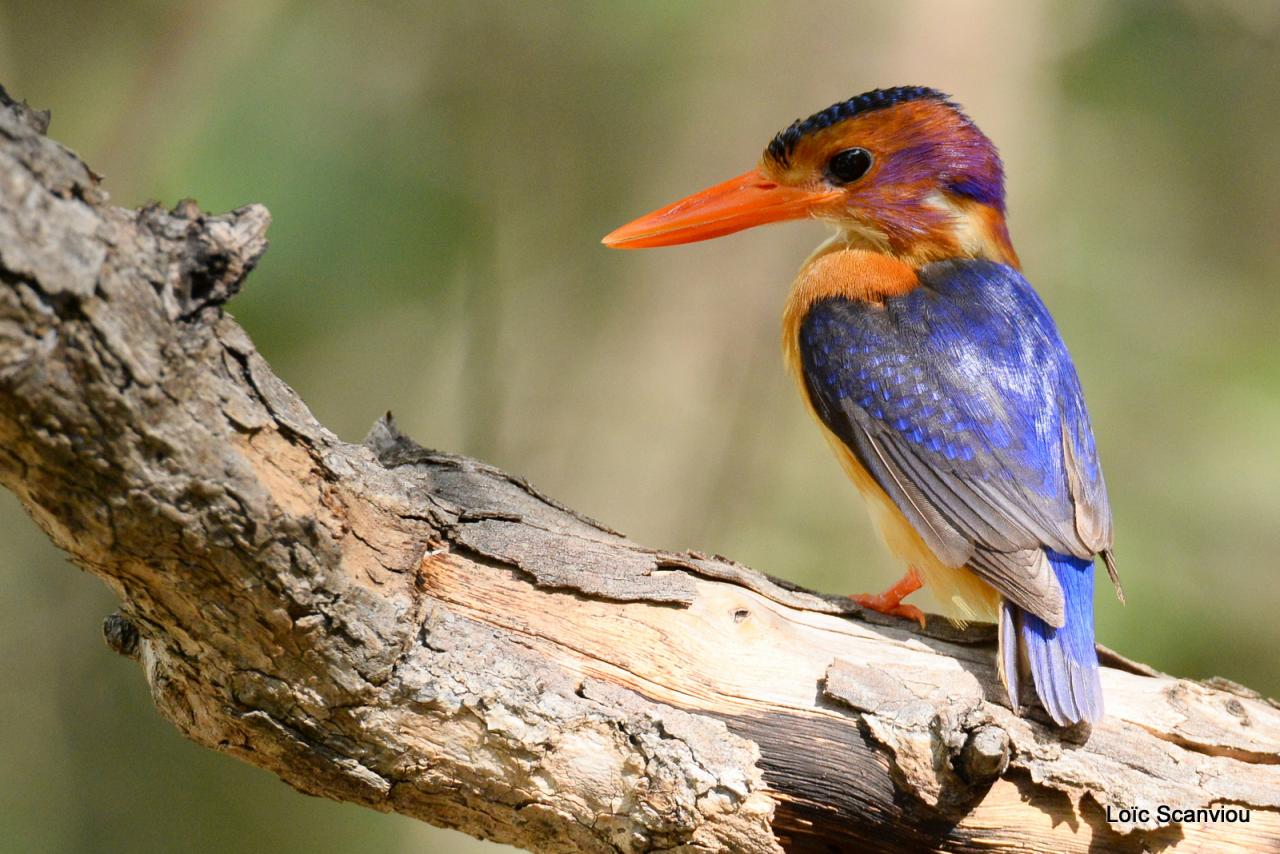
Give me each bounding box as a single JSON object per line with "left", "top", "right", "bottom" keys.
{"left": 2, "top": 85, "right": 1277, "bottom": 853}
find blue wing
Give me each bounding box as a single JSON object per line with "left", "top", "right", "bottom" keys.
{"left": 799, "top": 258, "right": 1114, "bottom": 626}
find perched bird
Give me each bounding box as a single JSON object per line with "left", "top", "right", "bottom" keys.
{"left": 603, "top": 86, "right": 1122, "bottom": 725}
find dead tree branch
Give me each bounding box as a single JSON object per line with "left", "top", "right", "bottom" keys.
{"left": 1, "top": 86, "right": 1277, "bottom": 853}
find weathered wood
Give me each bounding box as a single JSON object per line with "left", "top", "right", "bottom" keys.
{"left": 1, "top": 84, "right": 1277, "bottom": 853}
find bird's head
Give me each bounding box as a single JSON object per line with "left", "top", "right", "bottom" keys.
{"left": 604, "top": 86, "right": 1017, "bottom": 267}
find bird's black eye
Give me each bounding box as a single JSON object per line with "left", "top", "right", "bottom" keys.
{"left": 827, "top": 148, "right": 873, "bottom": 184}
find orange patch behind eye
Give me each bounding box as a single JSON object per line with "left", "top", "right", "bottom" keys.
{"left": 974, "top": 201, "right": 1020, "bottom": 269}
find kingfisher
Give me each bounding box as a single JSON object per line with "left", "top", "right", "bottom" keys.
{"left": 603, "top": 86, "right": 1122, "bottom": 725}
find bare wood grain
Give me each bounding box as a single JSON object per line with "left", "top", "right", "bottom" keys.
{"left": 1, "top": 84, "right": 1277, "bottom": 853}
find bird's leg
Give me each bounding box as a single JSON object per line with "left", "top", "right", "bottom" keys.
{"left": 850, "top": 567, "right": 926, "bottom": 629}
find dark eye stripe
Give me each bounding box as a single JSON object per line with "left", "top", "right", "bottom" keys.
{"left": 827, "top": 148, "right": 873, "bottom": 184}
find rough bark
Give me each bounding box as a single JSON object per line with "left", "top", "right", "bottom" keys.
{"left": 1, "top": 85, "right": 1278, "bottom": 853}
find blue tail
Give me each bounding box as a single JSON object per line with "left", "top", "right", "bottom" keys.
{"left": 998, "top": 552, "right": 1102, "bottom": 725}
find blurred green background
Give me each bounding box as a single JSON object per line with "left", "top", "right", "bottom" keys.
{"left": 1, "top": 1, "right": 1277, "bottom": 851}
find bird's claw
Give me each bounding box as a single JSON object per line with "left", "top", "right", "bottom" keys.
{"left": 850, "top": 568, "right": 927, "bottom": 629}
{"left": 850, "top": 593, "right": 927, "bottom": 629}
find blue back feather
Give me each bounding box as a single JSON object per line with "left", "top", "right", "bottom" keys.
{"left": 800, "top": 260, "right": 1108, "bottom": 555}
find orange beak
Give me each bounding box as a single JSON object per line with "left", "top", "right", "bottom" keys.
{"left": 602, "top": 168, "right": 841, "bottom": 249}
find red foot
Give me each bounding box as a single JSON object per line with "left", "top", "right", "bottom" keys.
{"left": 850, "top": 568, "right": 926, "bottom": 629}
